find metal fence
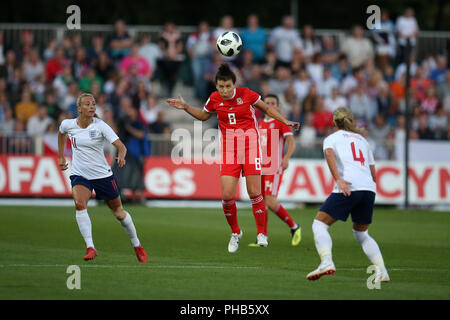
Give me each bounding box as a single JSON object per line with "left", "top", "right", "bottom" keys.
{"left": 1, "top": 23, "right": 449, "bottom": 60}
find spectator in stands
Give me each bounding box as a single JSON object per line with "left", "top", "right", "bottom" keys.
{"left": 376, "top": 83, "right": 392, "bottom": 116}
{"left": 349, "top": 84, "right": 373, "bottom": 123}
{"left": 108, "top": 19, "right": 133, "bottom": 63}
{"left": 421, "top": 86, "right": 439, "bottom": 115}
{"left": 26, "top": 104, "right": 53, "bottom": 136}
{"left": 62, "top": 81, "right": 80, "bottom": 116}
{"left": 268, "top": 16, "right": 303, "bottom": 67}
{"left": 0, "top": 106, "right": 14, "bottom": 135}
{"left": 8, "top": 120, "right": 31, "bottom": 154}
{"left": 298, "top": 112, "right": 317, "bottom": 149}
{"left": 324, "top": 87, "right": 347, "bottom": 113}
{"left": 95, "top": 51, "right": 115, "bottom": 82}
{"left": 239, "top": 50, "right": 255, "bottom": 82}
{"left": 268, "top": 65, "right": 292, "bottom": 96}
{"left": 394, "top": 53, "right": 418, "bottom": 81}
{"left": 149, "top": 110, "right": 171, "bottom": 135}
{"left": 416, "top": 114, "right": 434, "bottom": 140}
{"left": 306, "top": 52, "right": 324, "bottom": 84}
{"left": 429, "top": 106, "right": 448, "bottom": 140}
{"left": 78, "top": 67, "right": 104, "bottom": 93}
{"left": 186, "top": 21, "right": 214, "bottom": 101}
{"left": 278, "top": 84, "right": 299, "bottom": 118}
{"left": 244, "top": 64, "right": 264, "bottom": 93}
{"left": 15, "top": 30, "right": 34, "bottom": 63}
{"left": 371, "top": 9, "right": 396, "bottom": 69}
{"left": 369, "top": 114, "right": 391, "bottom": 160}
{"left": 119, "top": 43, "right": 152, "bottom": 79}
{"left": 312, "top": 97, "right": 333, "bottom": 136}
{"left": 139, "top": 34, "right": 163, "bottom": 78}
{"left": 131, "top": 80, "right": 149, "bottom": 111}
{"left": 140, "top": 94, "right": 163, "bottom": 126}
{"left": 45, "top": 46, "right": 68, "bottom": 82}
{"left": 301, "top": 25, "right": 321, "bottom": 64}
{"left": 429, "top": 56, "right": 448, "bottom": 85}
{"left": 43, "top": 38, "right": 56, "bottom": 62}
{"left": 302, "top": 83, "right": 319, "bottom": 114}
{"left": 53, "top": 65, "right": 75, "bottom": 106}
{"left": 114, "top": 101, "right": 150, "bottom": 204}
{"left": 72, "top": 47, "right": 89, "bottom": 80}
{"left": 330, "top": 54, "right": 351, "bottom": 84}
{"left": 342, "top": 25, "right": 374, "bottom": 68}
{"left": 395, "top": 7, "right": 420, "bottom": 63}
{"left": 15, "top": 89, "right": 37, "bottom": 125}
{"left": 0, "top": 93, "right": 9, "bottom": 121}
{"left": 108, "top": 78, "right": 129, "bottom": 118}
{"left": 43, "top": 92, "right": 60, "bottom": 120}
{"left": 341, "top": 66, "right": 365, "bottom": 96}
{"left": 320, "top": 35, "right": 339, "bottom": 67}
{"left": 24, "top": 48, "right": 44, "bottom": 82}
{"left": 261, "top": 49, "right": 277, "bottom": 78}
{"left": 158, "top": 21, "right": 184, "bottom": 96}
{"left": 0, "top": 50, "right": 19, "bottom": 84}
{"left": 411, "top": 66, "right": 433, "bottom": 102}
{"left": 318, "top": 67, "right": 338, "bottom": 98}
{"left": 293, "top": 68, "right": 311, "bottom": 103}
{"left": 86, "top": 35, "right": 105, "bottom": 65}
{"left": 241, "top": 14, "right": 267, "bottom": 64}
{"left": 437, "top": 71, "right": 450, "bottom": 112}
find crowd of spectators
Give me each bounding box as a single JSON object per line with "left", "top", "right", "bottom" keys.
{"left": 0, "top": 7, "right": 449, "bottom": 161}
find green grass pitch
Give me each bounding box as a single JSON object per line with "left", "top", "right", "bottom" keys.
{"left": 0, "top": 205, "right": 449, "bottom": 300}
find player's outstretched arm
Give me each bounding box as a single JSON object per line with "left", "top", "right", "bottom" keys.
{"left": 282, "top": 135, "right": 296, "bottom": 170}
{"left": 112, "top": 139, "right": 127, "bottom": 168}
{"left": 167, "top": 95, "right": 213, "bottom": 121}
{"left": 255, "top": 100, "right": 300, "bottom": 131}
{"left": 57, "top": 132, "right": 68, "bottom": 171}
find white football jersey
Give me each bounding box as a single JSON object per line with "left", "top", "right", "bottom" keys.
{"left": 323, "top": 130, "right": 376, "bottom": 193}
{"left": 59, "top": 118, "right": 119, "bottom": 180}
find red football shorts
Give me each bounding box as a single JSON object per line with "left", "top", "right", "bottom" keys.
{"left": 261, "top": 172, "right": 283, "bottom": 196}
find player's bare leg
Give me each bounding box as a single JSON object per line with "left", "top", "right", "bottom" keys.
{"left": 106, "top": 197, "right": 148, "bottom": 262}
{"left": 72, "top": 185, "right": 97, "bottom": 260}
{"left": 307, "top": 211, "right": 337, "bottom": 280}
{"left": 221, "top": 176, "right": 242, "bottom": 252}
{"left": 264, "top": 195, "right": 301, "bottom": 246}
{"left": 353, "top": 223, "right": 389, "bottom": 282}
{"left": 246, "top": 175, "right": 268, "bottom": 246}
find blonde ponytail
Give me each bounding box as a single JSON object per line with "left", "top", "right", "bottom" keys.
{"left": 333, "top": 107, "right": 365, "bottom": 135}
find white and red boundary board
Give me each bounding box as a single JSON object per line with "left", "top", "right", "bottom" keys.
{"left": 0, "top": 156, "right": 449, "bottom": 205}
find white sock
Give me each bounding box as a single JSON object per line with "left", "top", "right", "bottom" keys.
{"left": 76, "top": 209, "right": 94, "bottom": 248}
{"left": 119, "top": 211, "right": 141, "bottom": 247}
{"left": 312, "top": 219, "right": 333, "bottom": 265}
{"left": 353, "top": 229, "right": 386, "bottom": 271}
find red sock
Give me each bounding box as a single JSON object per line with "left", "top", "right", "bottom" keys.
{"left": 273, "top": 203, "right": 296, "bottom": 228}
{"left": 250, "top": 194, "right": 267, "bottom": 236}
{"left": 222, "top": 199, "right": 240, "bottom": 234}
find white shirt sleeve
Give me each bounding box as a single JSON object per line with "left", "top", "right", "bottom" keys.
{"left": 99, "top": 120, "right": 119, "bottom": 143}
{"left": 59, "top": 119, "right": 69, "bottom": 134}
{"left": 323, "top": 135, "right": 335, "bottom": 151}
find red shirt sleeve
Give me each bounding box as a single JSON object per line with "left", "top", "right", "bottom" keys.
{"left": 279, "top": 122, "right": 293, "bottom": 137}
{"left": 203, "top": 93, "right": 217, "bottom": 113}
{"left": 245, "top": 88, "right": 261, "bottom": 105}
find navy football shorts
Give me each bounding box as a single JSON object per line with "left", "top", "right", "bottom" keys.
{"left": 70, "top": 175, "right": 120, "bottom": 200}
{"left": 319, "top": 191, "right": 376, "bottom": 224}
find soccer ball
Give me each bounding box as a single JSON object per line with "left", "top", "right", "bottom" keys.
{"left": 216, "top": 31, "right": 242, "bottom": 57}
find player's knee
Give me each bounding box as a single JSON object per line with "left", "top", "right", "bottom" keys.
{"left": 222, "top": 191, "right": 235, "bottom": 201}
{"left": 113, "top": 207, "right": 126, "bottom": 220}
{"left": 74, "top": 200, "right": 87, "bottom": 211}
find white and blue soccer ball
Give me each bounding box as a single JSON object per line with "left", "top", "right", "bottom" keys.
{"left": 216, "top": 31, "right": 242, "bottom": 57}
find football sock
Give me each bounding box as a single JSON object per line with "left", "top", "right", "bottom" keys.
{"left": 222, "top": 199, "right": 240, "bottom": 234}
{"left": 75, "top": 209, "right": 94, "bottom": 248}
{"left": 312, "top": 219, "right": 333, "bottom": 265}
{"left": 273, "top": 203, "right": 296, "bottom": 229}
{"left": 353, "top": 229, "right": 386, "bottom": 270}
{"left": 250, "top": 194, "right": 267, "bottom": 236}
{"left": 119, "top": 211, "right": 141, "bottom": 248}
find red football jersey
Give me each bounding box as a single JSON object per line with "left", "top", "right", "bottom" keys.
{"left": 258, "top": 118, "right": 293, "bottom": 174}
{"left": 204, "top": 87, "right": 262, "bottom": 165}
